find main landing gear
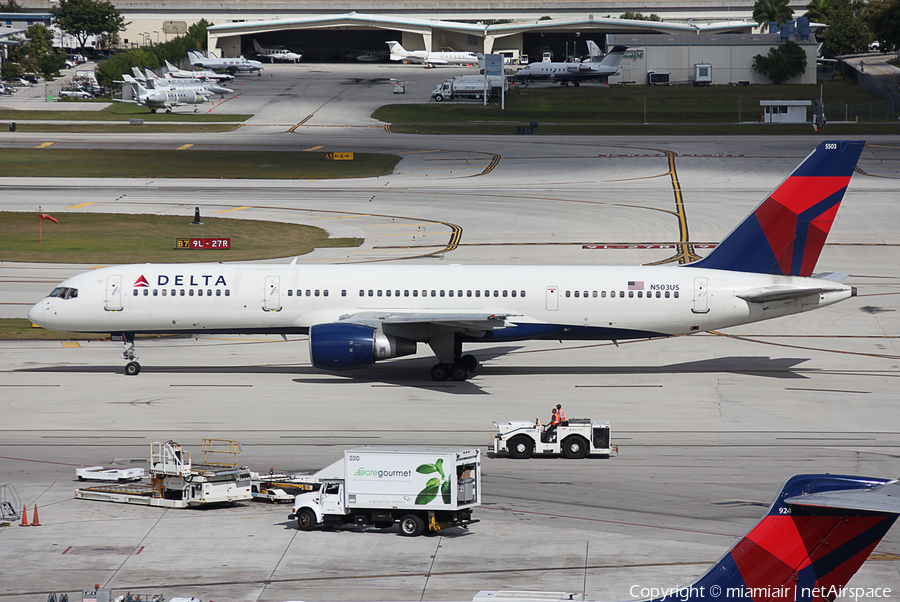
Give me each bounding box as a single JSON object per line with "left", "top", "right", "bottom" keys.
{"left": 428, "top": 333, "right": 478, "bottom": 381}
{"left": 120, "top": 334, "right": 141, "bottom": 376}
{"left": 430, "top": 354, "right": 479, "bottom": 382}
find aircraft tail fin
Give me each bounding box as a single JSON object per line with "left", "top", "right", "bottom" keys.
{"left": 645, "top": 474, "right": 899, "bottom": 602}
{"left": 131, "top": 67, "right": 145, "bottom": 80}
{"left": 586, "top": 40, "right": 602, "bottom": 60}
{"left": 143, "top": 67, "right": 158, "bottom": 80}
{"left": 387, "top": 41, "right": 407, "bottom": 60}
{"left": 598, "top": 45, "right": 628, "bottom": 68}
{"left": 689, "top": 140, "right": 865, "bottom": 276}
{"left": 253, "top": 39, "right": 263, "bottom": 52}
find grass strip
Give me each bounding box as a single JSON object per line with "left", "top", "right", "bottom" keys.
{"left": 386, "top": 122, "right": 900, "bottom": 136}
{"left": 0, "top": 102, "right": 250, "bottom": 122}
{"left": 374, "top": 80, "right": 891, "bottom": 125}
{"left": 0, "top": 149, "right": 399, "bottom": 179}
{"left": 0, "top": 212, "right": 362, "bottom": 263}
{"left": 5, "top": 123, "right": 241, "bottom": 133}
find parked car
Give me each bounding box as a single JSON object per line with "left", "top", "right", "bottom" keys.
{"left": 20, "top": 74, "right": 39, "bottom": 84}
{"left": 59, "top": 89, "right": 91, "bottom": 98}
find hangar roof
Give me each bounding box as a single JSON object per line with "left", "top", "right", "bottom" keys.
{"left": 607, "top": 32, "right": 814, "bottom": 45}
{"left": 206, "top": 12, "right": 754, "bottom": 39}
{"left": 207, "top": 12, "right": 488, "bottom": 37}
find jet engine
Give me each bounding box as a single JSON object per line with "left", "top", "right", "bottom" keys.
{"left": 309, "top": 323, "right": 417, "bottom": 370}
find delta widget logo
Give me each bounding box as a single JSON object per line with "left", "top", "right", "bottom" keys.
{"left": 133, "top": 275, "right": 150, "bottom": 287}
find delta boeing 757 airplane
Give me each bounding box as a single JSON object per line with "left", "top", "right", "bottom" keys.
{"left": 28, "top": 141, "right": 865, "bottom": 380}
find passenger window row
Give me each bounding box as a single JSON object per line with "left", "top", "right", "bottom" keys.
{"left": 565, "top": 290, "right": 679, "bottom": 299}
{"left": 356, "top": 289, "right": 526, "bottom": 298}
{"left": 288, "top": 290, "right": 329, "bottom": 297}
{"left": 133, "top": 289, "right": 231, "bottom": 297}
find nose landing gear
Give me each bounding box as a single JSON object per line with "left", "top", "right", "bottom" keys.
{"left": 119, "top": 333, "right": 140, "bottom": 375}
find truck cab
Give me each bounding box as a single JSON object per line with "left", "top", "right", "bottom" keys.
{"left": 491, "top": 419, "right": 614, "bottom": 459}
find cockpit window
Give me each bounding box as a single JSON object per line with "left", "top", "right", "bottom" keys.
{"left": 48, "top": 287, "right": 77, "bottom": 299}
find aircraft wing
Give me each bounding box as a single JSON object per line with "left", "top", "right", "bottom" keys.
{"left": 340, "top": 311, "right": 516, "bottom": 337}
{"left": 426, "top": 58, "right": 449, "bottom": 65}
{"left": 737, "top": 287, "right": 847, "bottom": 303}
{"left": 784, "top": 479, "right": 900, "bottom": 513}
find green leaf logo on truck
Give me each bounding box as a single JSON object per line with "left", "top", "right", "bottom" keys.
{"left": 415, "top": 458, "right": 452, "bottom": 505}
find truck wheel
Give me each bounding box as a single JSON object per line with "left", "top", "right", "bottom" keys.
{"left": 399, "top": 513, "right": 425, "bottom": 536}
{"left": 563, "top": 436, "right": 588, "bottom": 459}
{"left": 508, "top": 435, "right": 533, "bottom": 459}
{"left": 434, "top": 94, "right": 444, "bottom": 102}
{"left": 296, "top": 508, "right": 317, "bottom": 531}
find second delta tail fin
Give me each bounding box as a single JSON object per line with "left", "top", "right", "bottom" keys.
{"left": 643, "top": 474, "right": 899, "bottom": 602}
{"left": 690, "top": 140, "right": 865, "bottom": 276}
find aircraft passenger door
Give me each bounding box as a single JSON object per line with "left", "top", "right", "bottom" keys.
{"left": 264, "top": 276, "right": 281, "bottom": 311}
{"left": 105, "top": 275, "right": 123, "bottom": 311}
{"left": 546, "top": 286, "right": 559, "bottom": 311}
{"left": 692, "top": 277, "right": 709, "bottom": 314}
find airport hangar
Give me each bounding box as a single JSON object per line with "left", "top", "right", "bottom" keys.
{"left": 85, "top": 0, "right": 795, "bottom": 63}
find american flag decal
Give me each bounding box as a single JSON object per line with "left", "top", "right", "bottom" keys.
{"left": 628, "top": 281, "right": 644, "bottom": 290}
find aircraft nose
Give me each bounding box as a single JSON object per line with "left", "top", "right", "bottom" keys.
{"left": 27, "top": 300, "right": 44, "bottom": 326}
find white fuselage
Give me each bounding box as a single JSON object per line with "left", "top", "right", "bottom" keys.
{"left": 28, "top": 263, "right": 852, "bottom": 342}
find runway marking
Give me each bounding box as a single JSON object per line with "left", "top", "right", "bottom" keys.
{"left": 372, "top": 223, "right": 435, "bottom": 227}
{"left": 170, "top": 384, "right": 253, "bottom": 387}
{"left": 289, "top": 86, "right": 351, "bottom": 131}
{"left": 66, "top": 202, "right": 94, "bottom": 209}
{"left": 211, "top": 206, "right": 251, "bottom": 213}
{"left": 35, "top": 142, "right": 52, "bottom": 148}
{"left": 61, "top": 342, "right": 80, "bottom": 348}
{"left": 303, "top": 145, "right": 323, "bottom": 151}
{"left": 378, "top": 232, "right": 436, "bottom": 237}
{"left": 313, "top": 214, "right": 370, "bottom": 220}
{"left": 710, "top": 331, "right": 900, "bottom": 360}
{"left": 176, "top": 144, "right": 193, "bottom": 150}
{"left": 479, "top": 505, "right": 734, "bottom": 537}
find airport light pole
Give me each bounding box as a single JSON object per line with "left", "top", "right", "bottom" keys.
{"left": 153, "top": 31, "right": 160, "bottom": 45}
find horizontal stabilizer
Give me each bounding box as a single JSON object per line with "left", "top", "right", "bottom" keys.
{"left": 786, "top": 479, "right": 900, "bottom": 513}
{"left": 737, "top": 286, "right": 847, "bottom": 303}
{"left": 812, "top": 271, "right": 849, "bottom": 282}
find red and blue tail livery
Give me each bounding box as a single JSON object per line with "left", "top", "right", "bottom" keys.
{"left": 692, "top": 141, "right": 865, "bottom": 276}
{"left": 644, "top": 474, "right": 899, "bottom": 602}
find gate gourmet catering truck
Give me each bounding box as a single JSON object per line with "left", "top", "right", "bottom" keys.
{"left": 288, "top": 447, "right": 481, "bottom": 536}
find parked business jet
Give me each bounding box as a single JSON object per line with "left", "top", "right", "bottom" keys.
{"left": 163, "top": 60, "right": 234, "bottom": 83}
{"left": 133, "top": 68, "right": 233, "bottom": 96}
{"left": 386, "top": 41, "right": 480, "bottom": 66}
{"left": 251, "top": 39, "right": 302, "bottom": 63}
{"left": 114, "top": 78, "right": 207, "bottom": 113}
{"left": 514, "top": 44, "right": 628, "bottom": 85}
{"left": 28, "top": 141, "right": 864, "bottom": 380}
{"left": 187, "top": 50, "right": 264, "bottom": 75}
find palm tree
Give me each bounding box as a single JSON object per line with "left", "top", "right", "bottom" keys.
{"left": 753, "top": 0, "right": 795, "bottom": 28}
{"left": 805, "top": 0, "right": 831, "bottom": 23}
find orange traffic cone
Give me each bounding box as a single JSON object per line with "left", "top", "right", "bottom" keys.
{"left": 31, "top": 505, "right": 40, "bottom": 526}
{"left": 20, "top": 504, "right": 28, "bottom": 526}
